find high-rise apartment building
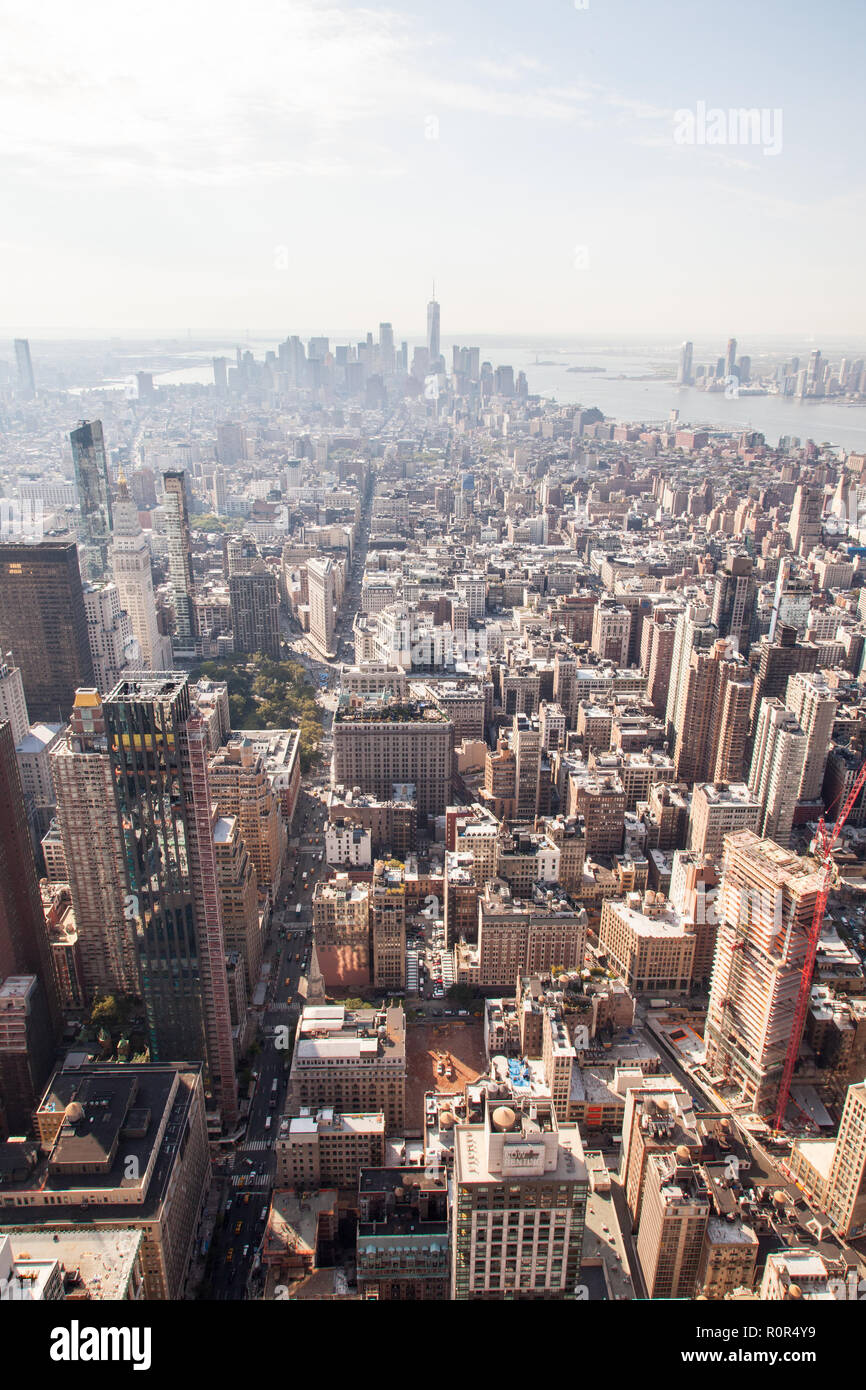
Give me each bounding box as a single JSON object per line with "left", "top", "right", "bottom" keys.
{"left": 0, "top": 542, "right": 94, "bottom": 722}
{"left": 103, "top": 675, "right": 237, "bottom": 1124}
{"left": 451, "top": 1095, "right": 587, "bottom": 1300}
{"left": 688, "top": 781, "right": 761, "bottom": 862}
{"left": 704, "top": 831, "right": 822, "bottom": 1111}
{"left": 784, "top": 670, "right": 837, "bottom": 801}
{"left": 162, "top": 471, "right": 195, "bottom": 649}
{"left": 748, "top": 699, "right": 807, "bottom": 847}
{"left": 672, "top": 639, "right": 752, "bottom": 786}
{"left": 110, "top": 476, "right": 172, "bottom": 670}
{"left": 70, "top": 421, "right": 113, "bottom": 581}
{"left": 824, "top": 1079, "right": 866, "bottom": 1239}
{"left": 229, "top": 563, "right": 281, "bottom": 660}
{"left": 369, "top": 860, "right": 407, "bottom": 991}
{"left": 711, "top": 552, "right": 757, "bottom": 655}
{"left": 213, "top": 814, "right": 262, "bottom": 1001}
{"left": 665, "top": 602, "right": 717, "bottom": 738}
{"left": 591, "top": 600, "right": 631, "bottom": 666}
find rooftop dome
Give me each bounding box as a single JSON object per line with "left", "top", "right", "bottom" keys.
{"left": 675, "top": 1144, "right": 692, "bottom": 1162}
{"left": 491, "top": 1105, "right": 517, "bottom": 1132}
{"left": 64, "top": 1101, "right": 85, "bottom": 1124}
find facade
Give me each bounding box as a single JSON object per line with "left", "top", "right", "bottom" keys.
{"left": 688, "top": 781, "right": 761, "bottom": 862}
{"left": 0, "top": 1061, "right": 211, "bottom": 1299}
{"left": 451, "top": 1095, "right": 588, "bottom": 1300}
{"left": 333, "top": 704, "right": 453, "bottom": 820}
{"left": 276, "top": 1109, "right": 385, "bottom": 1189}
{"left": 0, "top": 542, "right": 94, "bottom": 723}
{"left": 83, "top": 581, "right": 138, "bottom": 693}
{"left": 785, "top": 671, "right": 837, "bottom": 801}
{"left": 229, "top": 564, "right": 281, "bottom": 659}
{"left": 213, "top": 814, "right": 262, "bottom": 1001}
{"left": 0, "top": 721, "right": 58, "bottom": 1025}
{"left": 824, "top": 1079, "right": 866, "bottom": 1239}
{"left": 704, "top": 831, "right": 822, "bottom": 1111}
{"left": 208, "top": 739, "right": 287, "bottom": 899}
{"left": 103, "top": 675, "right": 237, "bottom": 1124}
{"left": 357, "top": 1166, "right": 450, "bottom": 1300}
{"left": 599, "top": 893, "right": 696, "bottom": 996}
{"left": 370, "top": 860, "right": 407, "bottom": 991}
{"left": 636, "top": 1152, "right": 710, "bottom": 1299}
{"left": 162, "top": 471, "right": 195, "bottom": 649}
{"left": 312, "top": 875, "right": 371, "bottom": 988}
{"left": 476, "top": 882, "right": 588, "bottom": 989}
{"left": 287, "top": 1005, "right": 406, "bottom": 1134}
{"left": 70, "top": 420, "right": 113, "bottom": 581}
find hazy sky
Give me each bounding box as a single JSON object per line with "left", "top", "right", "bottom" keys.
{"left": 2, "top": 0, "right": 864, "bottom": 338}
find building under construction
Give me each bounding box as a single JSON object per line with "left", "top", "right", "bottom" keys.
{"left": 704, "top": 830, "right": 822, "bottom": 1113}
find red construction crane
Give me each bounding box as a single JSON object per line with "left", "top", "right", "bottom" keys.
{"left": 773, "top": 755, "right": 866, "bottom": 1132}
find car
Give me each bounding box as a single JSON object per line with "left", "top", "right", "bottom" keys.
{"left": 225, "top": 1250, "right": 233, "bottom": 1264}
{"left": 235, "top": 1220, "right": 243, "bottom": 1234}
{"left": 242, "top": 1245, "right": 249, "bottom": 1258}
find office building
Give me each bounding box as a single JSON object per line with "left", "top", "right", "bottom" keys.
{"left": 599, "top": 892, "right": 696, "bottom": 996}
{"left": 0, "top": 1060, "right": 211, "bottom": 1299}
{"left": 312, "top": 875, "right": 371, "bottom": 989}
{"left": 213, "top": 814, "right": 262, "bottom": 1001}
{"left": 369, "top": 860, "right": 407, "bottom": 991}
{"left": 704, "top": 831, "right": 822, "bottom": 1111}
{"left": 306, "top": 555, "right": 337, "bottom": 659}
{"left": 333, "top": 703, "right": 453, "bottom": 821}
{"left": 789, "top": 484, "right": 823, "bottom": 557}
{"left": 83, "top": 581, "right": 138, "bottom": 693}
{"left": 104, "top": 676, "right": 237, "bottom": 1125}
{"left": 676, "top": 340, "right": 694, "bottom": 386}
{"left": 451, "top": 1095, "right": 588, "bottom": 1300}
{"left": 287, "top": 1005, "right": 406, "bottom": 1135}
{"left": 636, "top": 1152, "right": 710, "bottom": 1299}
{"left": 357, "top": 1166, "right": 450, "bottom": 1300}
{"left": 276, "top": 1109, "right": 385, "bottom": 1189}
{"left": 110, "top": 476, "right": 172, "bottom": 670}
{"left": 229, "top": 563, "right": 281, "bottom": 660}
{"left": 0, "top": 542, "right": 94, "bottom": 722}
{"left": 70, "top": 421, "right": 113, "bottom": 581}
{"left": 14, "top": 339, "right": 35, "bottom": 398}
{"left": 426, "top": 293, "right": 440, "bottom": 363}
{"left": 619, "top": 1080, "right": 700, "bottom": 1227}
{"left": 0, "top": 975, "right": 55, "bottom": 1135}
{"left": 0, "top": 654, "right": 29, "bottom": 745}
{"left": 475, "top": 882, "right": 587, "bottom": 989}
{"left": 0, "top": 722, "right": 58, "bottom": 1026}
{"left": 49, "top": 691, "right": 139, "bottom": 1000}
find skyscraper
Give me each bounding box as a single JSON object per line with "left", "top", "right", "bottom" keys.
{"left": 229, "top": 563, "right": 281, "bottom": 660}
{"left": 378, "top": 322, "right": 395, "bottom": 374}
{"left": 162, "top": 471, "right": 195, "bottom": 650}
{"left": 49, "top": 690, "right": 139, "bottom": 1000}
{"left": 724, "top": 337, "right": 737, "bottom": 379}
{"left": 13, "top": 339, "right": 35, "bottom": 399}
{"left": 70, "top": 420, "right": 113, "bottom": 581}
{"left": 0, "top": 719, "right": 59, "bottom": 1025}
{"left": 110, "top": 476, "right": 172, "bottom": 670}
{"left": 0, "top": 542, "right": 94, "bottom": 722}
{"left": 748, "top": 698, "right": 807, "bottom": 847}
{"left": 784, "top": 671, "right": 837, "bottom": 801}
{"left": 789, "top": 483, "right": 823, "bottom": 557}
{"left": 825, "top": 1079, "right": 866, "bottom": 1239}
{"left": 676, "top": 340, "right": 694, "bottom": 386}
{"left": 704, "top": 831, "right": 822, "bottom": 1111}
{"left": 426, "top": 289, "right": 440, "bottom": 363}
{"left": 104, "top": 675, "right": 237, "bottom": 1125}
{"left": 672, "top": 639, "right": 753, "bottom": 785}
{"left": 306, "top": 554, "right": 337, "bottom": 659}
{"left": 711, "top": 551, "right": 757, "bottom": 654}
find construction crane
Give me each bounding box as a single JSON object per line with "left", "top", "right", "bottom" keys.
{"left": 773, "top": 755, "right": 866, "bottom": 1132}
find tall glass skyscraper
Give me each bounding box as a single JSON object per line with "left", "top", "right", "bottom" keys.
{"left": 104, "top": 674, "right": 237, "bottom": 1124}
{"left": 427, "top": 291, "right": 440, "bottom": 363}
{"left": 70, "top": 419, "right": 113, "bottom": 580}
